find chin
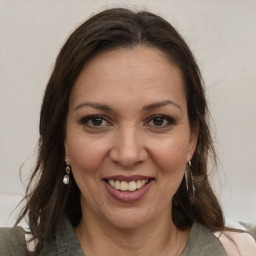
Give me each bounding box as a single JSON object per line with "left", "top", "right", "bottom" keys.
{"left": 100, "top": 206, "right": 156, "bottom": 230}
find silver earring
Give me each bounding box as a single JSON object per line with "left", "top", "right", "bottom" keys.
{"left": 185, "top": 161, "right": 195, "bottom": 205}
{"left": 63, "top": 159, "right": 71, "bottom": 185}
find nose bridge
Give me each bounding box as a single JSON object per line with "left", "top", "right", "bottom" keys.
{"left": 110, "top": 124, "right": 146, "bottom": 167}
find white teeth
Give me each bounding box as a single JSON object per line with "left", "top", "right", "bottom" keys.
{"left": 120, "top": 181, "right": 128, "bottom": 191}
{"left": 136, "top": 180, "right": 142, "bottom": 189}
{"left": 128, "top": 181, "right": 137, "bottom": 191}
{"left": 115, "top": 180, "right": 121, "bottom": 190}
{"left": 108, "top": 179, "right": 149, "bottom": 191}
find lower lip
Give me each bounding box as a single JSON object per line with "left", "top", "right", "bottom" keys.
{"left": 104, "top": 180, "right": 153, "bottom": 203}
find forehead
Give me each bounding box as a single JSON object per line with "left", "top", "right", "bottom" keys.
{"left": 70, "top": 46, "right": 186, "bottom": 109}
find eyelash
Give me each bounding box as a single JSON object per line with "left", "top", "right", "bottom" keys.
{"left": 79, "top": 115, "right": 111, "bottom": 128}
{"left": 145, "top": 115, "right": 176, "bottom": 128}
{"left": 79, "top": 114, "right": 176, "bottom": 129}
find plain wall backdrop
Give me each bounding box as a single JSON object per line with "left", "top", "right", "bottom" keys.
{"left": 0, "top": 0, "right": 256, "bottom": 227}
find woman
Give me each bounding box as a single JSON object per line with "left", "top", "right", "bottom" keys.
{"left": 0, "top": 8, "right": 255, "bottom": 256}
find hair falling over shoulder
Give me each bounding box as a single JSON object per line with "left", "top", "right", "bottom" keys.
{"left": 15, "top": 8, "right": 225, "bottom": 254}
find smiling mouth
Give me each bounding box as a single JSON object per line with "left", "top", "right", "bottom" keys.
{"left": 106, "top": 179, "right": 150, "bottom": 192}
{"left": 103, "top": 176, "right": 154, "bottom": 202}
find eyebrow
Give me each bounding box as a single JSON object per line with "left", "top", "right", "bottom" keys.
{"left": 74, "top": 102, "right": 113, "bottom": 111}
{"left": 74, "top": 100, "right": 183, "bottom": 114}
{"left": 142, "top": 100, "right": 183, "bottom": 114}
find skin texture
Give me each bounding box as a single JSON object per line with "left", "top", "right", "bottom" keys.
{"left": 65, "top": 46, "right": 198, "bottom": 255}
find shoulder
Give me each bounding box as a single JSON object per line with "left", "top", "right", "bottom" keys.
{"left": 182, "top": 223, "right": 228, "bottom": 255}
{"left": 214, "top": 230, "right": 256, "bottom": 256}
{"left": 0, "top": 226, "right": 27, "bottom": 255}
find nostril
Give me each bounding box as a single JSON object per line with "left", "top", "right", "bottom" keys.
{"left": 109, "top": 138, "right": 147, "bottom": 167}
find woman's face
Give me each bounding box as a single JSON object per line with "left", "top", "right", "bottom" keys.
{"left": 65, "top": 46, "right": 198, "bottom": 229}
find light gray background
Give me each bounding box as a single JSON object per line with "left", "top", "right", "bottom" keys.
{"left": 1, "top": 0, "right": 255, "bottom": 227}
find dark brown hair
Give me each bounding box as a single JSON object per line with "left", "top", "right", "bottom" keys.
{"left": 16, "top": 8, "right": 224, "bottom": 253}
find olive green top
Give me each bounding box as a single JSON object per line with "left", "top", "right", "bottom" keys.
{"left": 0, "top": 216, "right": 227, "bottom": 255}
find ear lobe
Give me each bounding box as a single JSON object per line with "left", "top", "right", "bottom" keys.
{"left": 64, "top": 140, "right": 70, "bottom": 164}
{"left": 64, "top": 140, "right": 68, "bottom": 154}
{"left": 187, "top": 121, "right": 199, "bottom": 161}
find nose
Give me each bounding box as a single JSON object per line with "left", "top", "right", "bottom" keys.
{"left": 109, "top": 126, "right": 147, "bottom": 168}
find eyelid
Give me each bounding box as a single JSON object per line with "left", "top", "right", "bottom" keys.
{"left": 79, "top": 114, "right": 175, "bottom": 128}
{"left": 145, "top": 114, "right": 176, "bottom": 127}
{"left": 79, "top": 114, "right": 112, "bottom": 127}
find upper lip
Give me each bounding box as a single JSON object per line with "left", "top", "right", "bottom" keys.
{"left": 102, "top": 175, "right": 154, "bottom": 182}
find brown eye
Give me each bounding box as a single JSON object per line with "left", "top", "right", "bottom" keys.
{"left": 80, "top": 115, "right": 110, "bottom": 127}
{"left": 153, "top": 117, "right": 165, "bottom": 126}
{"left": 147, "top": 115, "right": 175, "bottom": 128}
{"left": 91, "top": 117, "right": 104, "bottom": 126}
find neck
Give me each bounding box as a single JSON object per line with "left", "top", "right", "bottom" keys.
{"left": 75, "top": 206, "right": 190, "bottom": 256}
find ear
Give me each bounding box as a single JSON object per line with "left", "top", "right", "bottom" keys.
{"left": 186, "top": 121, "right": 199, "bottom": 162}
{"left": 64, "top": 140, "right": 71, "bottom": 165}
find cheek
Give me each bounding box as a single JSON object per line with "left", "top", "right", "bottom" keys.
{"left": 149, "top": 135, "right": 189, "bottom": 194}
{"left": 150, "top": 135, "right": 190, "bottom": 172}
{"left": 66, "top": 134, "right": 111, "bottom": 174}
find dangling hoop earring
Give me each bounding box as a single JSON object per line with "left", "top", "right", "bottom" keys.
{"left": 63, "top": 159, "right": 71, "bottom": 185}
{"left": 185, "top": 161, "right": 195, "bottom": 205}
